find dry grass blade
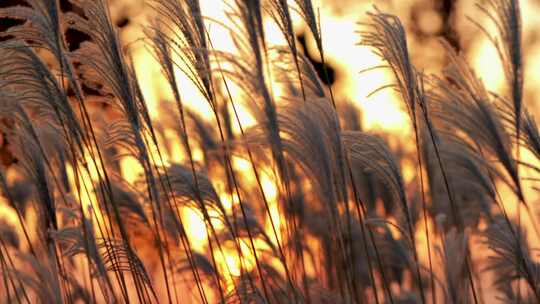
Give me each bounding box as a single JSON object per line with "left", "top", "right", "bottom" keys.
{"left": 343, "top": 132, "right": 408, "bottom": 231}
{"left": 98, "top": 238, "right": 156, "bottom": 298}
{"left": 293, "top": 0, "right": 322, "bottom": 57}
{"left": 96, "top": 180, "right": 150, "bottom": 230}
{"left": 160, "top": 163, "right": 226, "bottom": 219}
{"left": 0, "top": 0, "right": 63, "bottom": 57}
{"left": 10, "top": 253, "right": 62, "bottom": 303}
{"left": 278, "top": 98, "right": 342, "bottom": 208}
{"left": 272, "top": 47, "right": 325, "bottom": 99}
{"left": 475, "top": 0, "right": 523, "bottom": 133}
{"left": 429, "top": 44, "right": 522, "bottom": 200}
{"left": 359, "top": 7, "right": 419, "bottom": 114}
{"left": 149, "top": 0, "right": 213, "bottom": 104}
{"left": 0, "top": 99, "right": 58, "bottom": 233}
{"left": 422, "top": 130, "right": 499, "bottom": 228}
{"left": 66, "top": 0, "right": 142, "bottom": 129}
{"left": 520, "top": 111, "right": 540, "bottom": 162}
{"left": 484, "top": 217, "right": 540, "bottom": 300}
{"left": 0, "top": 42, "right": 85, "bottom": 150}
{"left": 50, "top": 218, "right": 116, "bottom": 299}
{"left": 438, "top": 229, "right": 470, "bottom": 303}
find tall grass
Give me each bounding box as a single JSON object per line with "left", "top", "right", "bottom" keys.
{"left": 0, "top": 0, "right": 538, "bottom": 303}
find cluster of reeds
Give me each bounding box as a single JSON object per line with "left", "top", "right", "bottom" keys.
{"left": 0, "top": 0, "right": 538, "bottom": 303}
